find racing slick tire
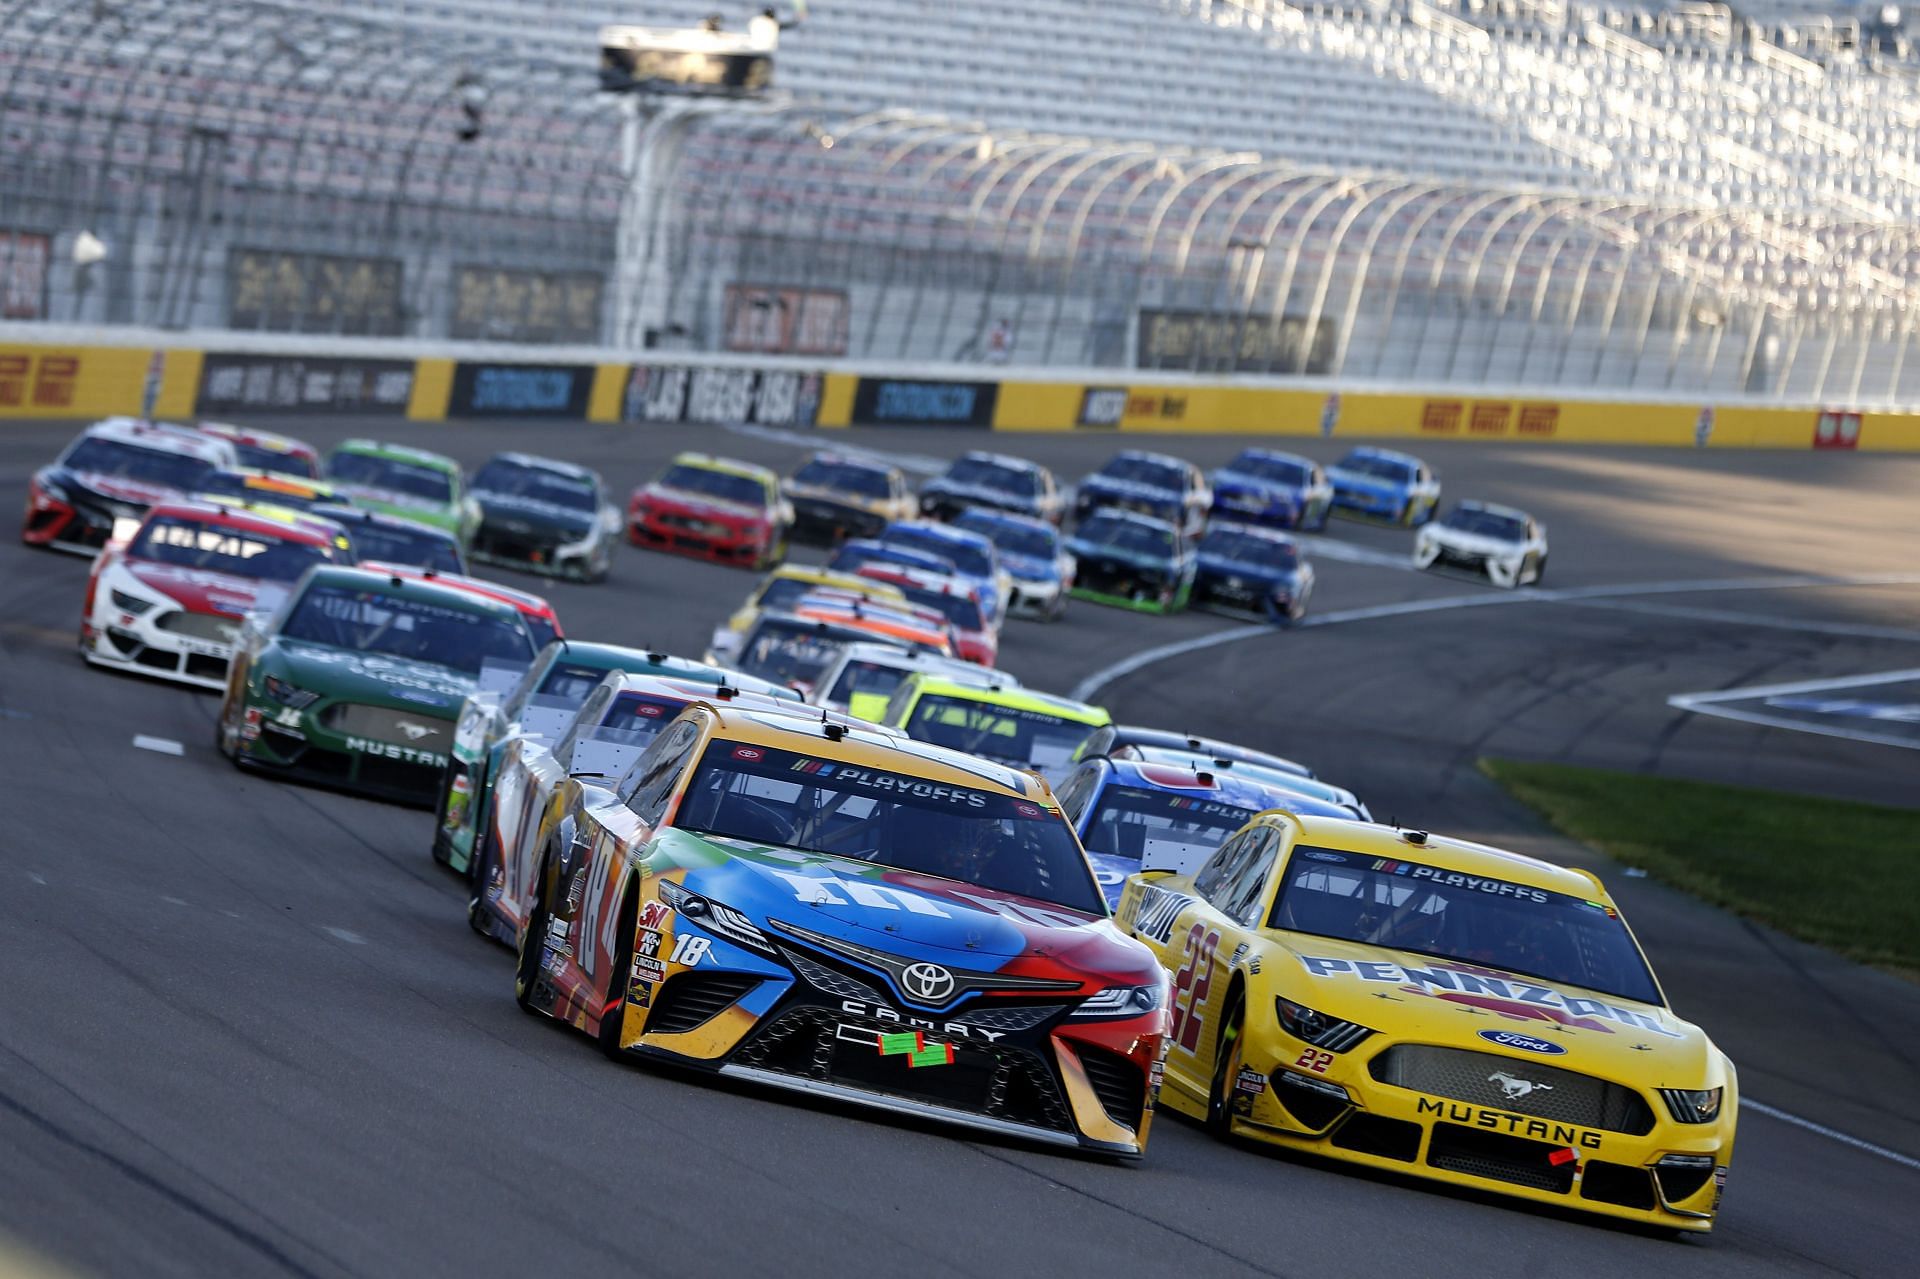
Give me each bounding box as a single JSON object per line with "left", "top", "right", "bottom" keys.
{"left": 596, "top": 886, "right": 640, "bottom": 1061}
{"left": 513, "top": 848, "right": 557, "bottom": 1015}
{"left": 1206, "top": 992, "right": 1247, "bottom": 1138}
{"left": 466, "top": 817, "right": 506, "bottom": 938}
{"left": 214, "top": 688, "right": 243, "bottom": 761}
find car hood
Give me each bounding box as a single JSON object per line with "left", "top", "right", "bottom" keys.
{"left": 1211, "top": 470, "right": 1302, "bottom": 499}
{"left": 124, "top": 561, "right": 287, "bottom": 619}
{"left": 1326, "top": 468, "right": 1405, "bottom": 495}
{"left": 474, "top": 491, "right": 594, "bottom": 537}
{"left": 270, "top": 639, "right": 475, "bottom": 713}
{"left": 998, "top": 551, "right": 1060, "bottom": 581}
{"left": 1066, "top": 537, "right": 1175, "bottom": 571}
{"left": 787, "top": 482, "right": 886, "bottom": 511}
{"left": 1080, "top": 476, "right": 1180, "bottom": 504}
{"left": 924, "top": 478, "right": 1034, "bottom": 511}
{"left": 56, "top": 467, "right": 181, "bottom": 510}
{"left": 668, "top": 833, "right": 1148, "bottom": 986}
{"left": 1268, "top": 933, "right": 1715, "bottom": 1077}
{"left": 643, "top": 485, "right": 766, "bottom": 523}
{"left": 334, "top": 485, "right": 458, "bottom": 528}
{"left": 1426, "top": 528, "right": 1525, "bottom": 556}
{"left": 1195, "top": 553, "right": 1298, "bottom": 585}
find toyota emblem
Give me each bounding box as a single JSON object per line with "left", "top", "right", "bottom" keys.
{"left": 901, "top": 962, "right": 956, "bottom": 1003}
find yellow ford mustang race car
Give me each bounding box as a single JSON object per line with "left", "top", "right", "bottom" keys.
{"left": 1116, "top": 811, "right": 1737, "bottom": 1230}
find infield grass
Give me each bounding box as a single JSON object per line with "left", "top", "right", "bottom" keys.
{"left": 1481, "top": 759, "right": 1920, "bottom": 975}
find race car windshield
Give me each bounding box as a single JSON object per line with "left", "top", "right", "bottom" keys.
{"left": 229, "top": 444, "right": 320, "bottom": 479}
{"left": 831, "top": 543, "right": 959, "bottom": 579}
{"left": 328, "top": 453, "right": 454, "bottom": 504}
{"left": 132, "top": 516, "right": 338, "bottom": 581}
{"left": 882, "top": 529, "right": 993, "bottom": 579}
{"left": 62, "top": 438, "right": 216, "bottom": 491}
{"left": 824, "top": 659, "right": 913, "bottom": 708}
{"left": 1097, "top": 456, "right": 1185, "bottom": 491}
{"left": 1082, "top": 785, "right": 1254, "bottom": 870}
{"left": 895, "top": 585, "right": 985, "bottom": 632}
{"left": 1077, "top": 514, "right": 1173, "bottom": 560}
{"left": 521, "top": 613, "right": 560, "bottom": 649}
{"left": 471, "top": 460, "right": 597, "bottom": 512}
{"left": 584, "top": 693, "right": 687, "bottom": 749}
{"left": 1439, "top": 507, "right": 1526, "bottom": 540}
{"left": 281, "top": 584, "right": 535, "bottom": 674}
{"left": 676, "top": 741, "right": 1103, "bottom": 914}
{"left": 946, "top": 457, "right": 1038, "bottom": 495}
{"left": 959, "top": 514, "right": 1056, "bottom": 560}
{"left": 1270, "top": 847, "right": 1663, "bottom": 1006}
{"left": 1230, "top": 454, "right": 1312, "bottom": 486}
{"left": 1335, "top": 454, "right": 1415, "bottom": 482}
{"left": 196, "top": 472, "right": 330, "bottom": 513}
{"left": 735, "top": 619, "right": 851, "bottom": 686}
{"left": 328, "top": 519, "right": 463, "bottom": 574}
{"left": 793, "top": 459, "right": 891, "bottom": 498}
{"left": 659, "top": 464, "right": 767, "bottom": 508}
{"left": 1200, "top": 529, "right": 1298, "bottom": 569}
{"left": 905, "top": 695, "right": 1095, "bottom": 775}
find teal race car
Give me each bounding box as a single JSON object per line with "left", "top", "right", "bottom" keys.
{"left": 325, "top": 439, "right": 482, "bottom": 546}
{"left": 215, "top": 565, "right": 538, "bottom": 805}
{"left": 431, "top": 640, "right": 798, "bottom": 875}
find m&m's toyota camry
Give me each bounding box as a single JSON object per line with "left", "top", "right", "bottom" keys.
{"left": 513, "top": 703, "right": 1169, "bottom": 1157}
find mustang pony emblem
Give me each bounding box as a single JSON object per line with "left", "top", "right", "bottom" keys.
{"left": 1488, "top": 1070, "right": 1553, "bottom": 1100}
{"left": 397, "top": 720, "right": 437, "bottom": 741}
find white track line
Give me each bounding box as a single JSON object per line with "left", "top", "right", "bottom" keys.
{"left": 1072, "top": 572, "right": 1920, "bottom": 701}
{"left": 1562, "top": 597, "right": 1920, "bottom": 642}
{"left": 1744, "top": 1100, "right": 1920, "bottom": 1174}
{"left": 132, "top": 734, "right": 184, "bottom": 756}
{"left": 1668, "top": 668, "right": 1920, "bottom": 751}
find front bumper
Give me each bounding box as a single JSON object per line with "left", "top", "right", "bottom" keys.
{"left": 83, "top": 603, "right": 239, "bottom": 690}
{"left": 1330, "top": 485, "right": 1406, "bottom": 519}
{"left": 1070, "top": 558, "right": 1188, "bottom": 614}
{"left": 1210, "top": 491, "right": 1302, "bottom": 528}
{"left": 1203, "top": 1036, "right": 1729, "bottom": 1231}
{"left": 23, "top": 492, "right": 143, "bottom": 557}
{"left": 234, "top": 697, "right": 452, "bottom": 807}
{"left": 1416, "top": 541, "right": 1528, "bottom": 588}
{"left": 790, "top": 497, "right": 887, "bottom": 544}
{"left": 1190, "top": 570, "right": 1291, "bottom": 622}
{"left": 1006, "top": 575, "right": 1067, "bottom": 616}
{"left": 628, "top": 509, "right": 771, "bottom": 566}
{"left": 469, "top": 522, "right": 601, "bottom": 578}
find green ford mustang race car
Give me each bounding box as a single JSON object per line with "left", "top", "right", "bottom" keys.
{"left": 215, "top": 565, "right": 538, "bottom": 805}
{"left": 431, "top": 639, "right": 798, "bottom": 874}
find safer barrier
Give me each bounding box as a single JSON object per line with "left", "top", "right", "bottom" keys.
{"left": 4, "top": 332, "right": 1919, "bottom": 451}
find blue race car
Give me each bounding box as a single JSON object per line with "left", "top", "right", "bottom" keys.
{"left": 1064, "top": 508, "right": 1195, "bottom": 614}
{"left": 829, "top": 537, "right": 959, "bottom": 580}
{"left": 1190, "top": 521, "right": 1315, "bottom": 623}
{"left": 1052, "top": 756, "right": 1353, "bottom": 906}
{"left": 876, "top": 519, "right": 1009, "bottom": 627}
{"left": 1207, "top": 447, "right": 1332, "bottom": 531}
{"left": 952, "top": 507, "right": 1074, "bottom": 621}
{"left": 1070, "top": 450, "right": 1210, "bottom": 535}
{"left": 1324, "top": 446, "right": 1440, "bottom": 526}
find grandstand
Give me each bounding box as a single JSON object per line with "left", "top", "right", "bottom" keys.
{"left": 2, "top": 0, "right": 1916, "bottom": 402}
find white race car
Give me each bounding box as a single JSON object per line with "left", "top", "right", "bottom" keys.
{"left": 1413, "top": 500, "right": 1547, "bottom": 588}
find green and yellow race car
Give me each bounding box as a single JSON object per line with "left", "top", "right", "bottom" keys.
{"left": 325, "top": 439, "right": 481, "bottom": 547}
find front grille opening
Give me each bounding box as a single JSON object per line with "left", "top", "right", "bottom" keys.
{"left": 1075, "top": 1044, "right": 1145, "bottom": 1130}
{"left": 1369, "top": 1044, "right": 1655, "bottom": 1135}
{"left": 1653, "top": 1161, "right": 1715, "bottom": 1205}
{"left": 1273, "top": 1077, "right": 1350, "bottom": 1132}
{"left": 1427, "top": 1123, "right": 1577, "bottom": 1194}
{"left": 1330, "top": 1112, "right": 1421, "bottom": 1162}
{"left": 648, "top": 973, "right": 760, "bottom": 1036}
{"left": 1584, "top": 1160, "right": 1658, "bottom": 1210}
{"left": 185, "top": 653, "right": 229, "bottom": 680}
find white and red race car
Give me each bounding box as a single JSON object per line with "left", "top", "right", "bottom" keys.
{"left": 81, "top": 500, "right": 350, "bottom": 689}
{"left": 24, "top": 417, "right": 238, "bottom": 557}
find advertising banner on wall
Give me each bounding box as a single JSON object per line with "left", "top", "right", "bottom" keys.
{"left": 196, "top": 354, "right": 416, "bottom": 414}
{"left": 228, "top": 249, "right": 404, "bottom": 335}
{"left": 722, "top": 285, "right": 850, "bottom": 356}
{"left": 448, "top": 363, "right": 594, "bottom": 418}
{"left": 850, "top": 378, "right": 998, "bottom": 428}
{"left": 450, "top": 267, "right": 603, "bottom": 344}
{"left": 1, "top": 230, "right": 50, "bottom": 321}
{"left": 622, "top": 364, "right": 822, "bottom": 427}
{"left": 1135, "top": 309, "right": 1336, "bottom": 374}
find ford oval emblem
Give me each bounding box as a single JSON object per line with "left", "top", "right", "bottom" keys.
{"left": 1478, "top": 1029, "right": 1566, "bottom": 1056}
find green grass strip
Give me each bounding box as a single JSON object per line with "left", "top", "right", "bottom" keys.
{"left": 1480, "top": 758, "right": 1920, "bottom": 973}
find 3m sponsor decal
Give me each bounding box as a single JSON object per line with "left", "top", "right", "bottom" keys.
{"left": 636, "top": 900, "right": 672, "bottom": 931}
{"left": 1296, "top": 956, "right": 1679, "bottom": 1037}
{"left": 723, "top": 284, "right": 849, "bottom": 356}
{"left": 1077, "top": 386, "right": 1127, "bottom": 428}
{"left": 1421, "top": 401, "right": 1463, "bottom": 434}
{"left": 622, "top": 365, "right": 821, "bottom": 427}
{"left": 197, "top": 354, "right": 413, "bottom": 414}
{"left": 1414, "top": 1096, "right": 1604, "bottom": 1149}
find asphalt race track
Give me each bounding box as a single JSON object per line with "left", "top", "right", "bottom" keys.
{"left": 3, "top": 415, "right": 1918, "bottom": 1278}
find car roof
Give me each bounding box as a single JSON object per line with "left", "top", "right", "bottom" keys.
{"left": 759, "top": 564, "right": 905, "bottom": 599}
{"left": 666, "top": 452, "right": 777, "bottom": 484}
{"left": 1226, "top": 447, "right": 1313, "bottom": 467}
{"left": 900, "top": 675, "right": 1108, "bottom": 725}
{"left": 883, "top": 519, "right": 993, "bottom": 550}
{"left": 1105, "top": 449, "right": 1189, "bottom": 470}
{"left": 303, "top": 564, "right": 523, "bottom": 617}
{"left": 799, "top": 451, "right": 897, "bottom": 475}
{"left": 1103, "top": 758, "right": 1338, "bottom": 812}
{"left": 196, "top": 422, "right": 316, "bottom": 454}
{"left": 794, "top": 593, "right": 951, "bottom": 640}
{"left": 1256, "top": 811, "right": 1605, "bottom": 900}
{"left": 141, "top": 499, "right": 342, "bottom": 546}
{"left": 78, "top": 417, "right": 236, "bottom": 464}
{"left": 334, "top": 438, "right": 459, "bottom": 471}
{"left": 829, "top": 640, "right": 1010, "bottom": 681}
{"left": 1108, "top": 724, "right": 1311, "bottom": 776}
{"left": 698, "top": 704, "right": 1048, "bottom": 799}
{"left": 1201, "top": 520, "right": 1298, "bottom": 546}
{"left": 1339, "top": 445, "right": 1422, "bottom": 465}
{"left": 306, "top": 504, "right": 458, "bottom": 539}
{"left": 955, "top": 450, "right": 1043, "bottom": 472}
{"left": 485, "top": 452, "right": 595, "bottom": 480}
{"left": 359, "top": 563, "right": 556, "bottom": 617}
{"left": 953, "top": 506, "right": 1054, "bottom": 535}
{"left": 1077, "top": 507, "right": 1178, "bottom": 534}
{"left": 853, "top": 563, "right": 975, "bottom": 597}
{"left": 203, "top": 467, "right": 341, "bottom": 493}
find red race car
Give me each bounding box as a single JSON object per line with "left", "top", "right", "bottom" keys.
{"left": 81, "top": 501, "right": 351, "bottom": 689}
{"left": 627, "top": 452, "right": 793, "bottom": 569}
{"left": 25, "top": 417, "right": 239, "bottom": 557}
